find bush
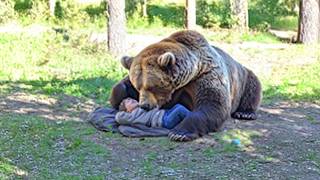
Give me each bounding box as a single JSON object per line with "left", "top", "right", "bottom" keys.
{"left": 0, "top": 0, "right": 106, "bottom": 29}
{"left": 249, "top": 0, "right": 299, "bottom": 29}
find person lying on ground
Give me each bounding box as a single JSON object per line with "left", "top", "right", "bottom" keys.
{"left": 115, "top": 98, "right": 190, "bottom": 129}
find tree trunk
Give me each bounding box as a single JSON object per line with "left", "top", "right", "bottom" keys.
{"left": 107, "top": 0, "right": 126, "bottom": 57}
{"left": 142, "top": 0, "right": 147, "bottom": 17}
{"left": 185, "top": 0, "right": 196, "bottom": 30}
{"left": 49, "top": 0, "right": 56, "bottom": 16}
{"left": 297, "top": 0, "right": 320, "bottom": 44}
{"left": 319, "top": 0, "right": 320, "bottom": 42}
{"left": 230, "top": 0, "right": 248, "bottom": 31}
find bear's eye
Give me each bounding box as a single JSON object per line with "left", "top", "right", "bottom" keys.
{"left": 146, "top": 62, "right": 154, "bottom": 67}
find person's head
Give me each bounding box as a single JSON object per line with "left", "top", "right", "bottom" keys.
{"left": 119, "top": 98, "right": 139, "bottom": 112}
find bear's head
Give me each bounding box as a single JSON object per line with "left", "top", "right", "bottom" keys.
{"left": 121, "top": 40, "right": 201, "bottom": 110}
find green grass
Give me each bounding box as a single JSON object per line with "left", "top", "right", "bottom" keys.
{"left": 142, "top": 152, "right": 158, "bottom": 175}
{"left": 305, "top": 151, "right": 320, "bottom": 169}
{"left": 1, "top": 31, "right": 319, "bottom": 105}
{"left": 271, "top": 16, "right": 298, "bottom": 31}
{"left": 263, "top": 59, "right": 320, "bottom": 103}
{"left": 240, "top": 31, "right": 279, "bottom": 43}
{"left": 0, "top": 114, "right": 110, "bottom": 179}
{"left": 0, "top": 32, "right": 127, "bottom": 105}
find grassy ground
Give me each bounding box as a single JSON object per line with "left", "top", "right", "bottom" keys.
{"left": 0, "top": 27, "right": 319, "bottom": 178}
{"left": 0, "top": 32, "right": 126, "bottom": 105}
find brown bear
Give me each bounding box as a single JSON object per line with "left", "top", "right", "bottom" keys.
{"left": 109, "top": 30, "right": 262, "bottom": 141}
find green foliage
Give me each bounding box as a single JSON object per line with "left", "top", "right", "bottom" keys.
{"left": 196, "top": 0, "right": 219, "bottom": 28}
{"left": 127, "top": 0, "right": 236, "bottom": 29}
{"left": 271, "top": 15, "right": 298, "bottom": 31}
{"left": 1, "top": 0, "right": 300, "bottom": 32}
{"left": 84, "top": 1, "right": 106, "bottom": 18}
{"left": 1, "top": 0, "right": 106, "bottom": 30}
{"left": 125, "top": 0, "right": 144, "bottom": 17}
{"left": 54, "top": 1, "right": 63, "bottom": 19}
{"left": 249, "top": 0, "right": 299, "bottom": 30}
{"left": 13, "top": 0, "right": 33, "bottom": 13}
{"left": 148, "top": 4, "right": 184, "bottom": 27}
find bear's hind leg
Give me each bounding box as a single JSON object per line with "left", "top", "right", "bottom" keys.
{"left": 231, "top": 70, "right": 262, "bottom": 120}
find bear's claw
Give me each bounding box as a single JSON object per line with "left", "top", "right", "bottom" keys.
{"left": 231, "top": 111, "right": 257, "bottom": 120}
{"left": 168, "top": 130, "right": 199, "bottom": 142}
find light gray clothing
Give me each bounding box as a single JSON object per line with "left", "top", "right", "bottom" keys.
{"left": 115, "top": 107, "right": 166, "bottom": 127}
{"left": 88, "top": 107, "right": 169, "bottom": 137}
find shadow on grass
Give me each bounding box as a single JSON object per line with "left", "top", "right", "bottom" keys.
{"left": 0, "top": 112, "right": 111, "bottom": 179}
{"left": 1, "top": 76, "right": 118, "bottom": 106}
{"left": 0, "top": 76, "right": 120, "bottom": 122}
{"left": 0, "top": 75, "right": 121, "bottom": 179}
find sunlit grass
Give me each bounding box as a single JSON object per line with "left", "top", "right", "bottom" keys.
{"left": 271, "top": 16, "right": 298, "bottom": 31}
{"left": 263, "top": 58, "right": 320, "bottom": 103}
{"left": 0, "top": 32, "right": 127, "bottom": 105}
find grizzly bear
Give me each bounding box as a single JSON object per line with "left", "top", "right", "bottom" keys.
{"left": 109, "top": 30, "right": 262, "bottom": 141}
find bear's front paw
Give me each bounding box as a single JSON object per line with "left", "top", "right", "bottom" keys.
{"left": 168, "top": 129, "right": 199, "bottom": 142}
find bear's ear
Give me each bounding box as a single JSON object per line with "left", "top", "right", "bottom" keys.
{"left": 157, "top": 52, "right": 176, "bottom": 67}
{"left": 121, "top": 56, "right": 134, "bottom": 70}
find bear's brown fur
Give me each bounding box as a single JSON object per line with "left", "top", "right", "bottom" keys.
{"left": 110, "top": 30, "right": 262, "bottom": 141}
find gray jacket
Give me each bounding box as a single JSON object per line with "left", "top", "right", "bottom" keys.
{"left": 115, "top": 107, "right": 166, "bottom": 128}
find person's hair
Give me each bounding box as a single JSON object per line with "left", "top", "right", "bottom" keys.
{"left": 118, "top": 97, "right": 135, "bottom": 112}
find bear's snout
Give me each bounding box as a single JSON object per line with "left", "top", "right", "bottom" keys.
{"left": 139, "top": 103, "right": 155, "bottom": 111}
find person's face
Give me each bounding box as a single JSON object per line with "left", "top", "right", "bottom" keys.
{"left": 124, "top": 98, "right": 139, "bottom": 112}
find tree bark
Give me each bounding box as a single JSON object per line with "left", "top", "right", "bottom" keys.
{"left": 230, "top": 0, "right": 248, "bottom": 31}
{"left": 297, "top": 0, "right": 320, "bottom": 44}
{"left": 142, "top": 0, "right": 147, "bottom": 17}
{"left": 185, "top": 0, "right": 196, "bottom": 30}
{"left": 319, "top": 0, "right": 320, "bottom": 42}
{"left": 49, "top": 0, "right": 56, "bottom": 16}
{"left": 107, "top": 0, "right": 126, "bottom": 57}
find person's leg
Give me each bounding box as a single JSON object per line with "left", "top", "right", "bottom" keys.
{"left": 163, "top": 104, "right": 190, "bottom": 129}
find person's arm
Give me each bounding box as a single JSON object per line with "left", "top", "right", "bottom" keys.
{"left": 115, "top": 111, "right": 133, "bottom": 125}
